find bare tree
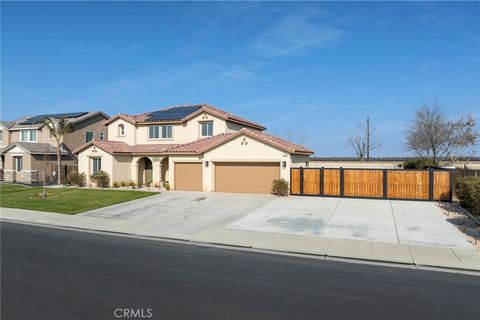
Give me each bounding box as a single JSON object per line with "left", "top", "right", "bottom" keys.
{"left": 405, "top": 103, "right": 478, "bottom": 164}
{"left": 348, "top": 117, "right": 380, "bottom": 161}
{"left": 39, "top": 117, "right": 73, "bottom": 184}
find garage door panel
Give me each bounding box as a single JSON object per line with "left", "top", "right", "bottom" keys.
{"left": 215, "top": 162, "right": 279, "bottom": 194}
{"left": 175, "top": 162, "right": 202, "bottom": 191}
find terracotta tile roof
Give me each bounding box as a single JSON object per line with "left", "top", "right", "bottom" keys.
{"left": 166, "top": 133, "right": 237, "bottom": 154}
{"left": 132, "top": 144, "right": 183, "bottom": 154}
{"left": 103, "top": 104, "right": 266, "bottom": 130}
{"left": 244, "top": 129, "right": 314, "bottom": 154}
{"left": 74, "top": 129, "right": 313, "bottom": 156}
{"left": 166, "top": 129, "right": 313, "bottom": 155}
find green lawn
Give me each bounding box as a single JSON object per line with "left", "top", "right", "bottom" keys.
{"left": 0, "top": 183, "right": 158, "bottom": 214}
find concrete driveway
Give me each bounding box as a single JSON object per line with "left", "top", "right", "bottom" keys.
{"left": 82, "top": 191, "right": 273, "bottom": 236}
{"left": 82, "top": 191, "right": 472, "bottom": 249}
{"left": 228, "top": 196, "right": 473, "bottom": 248}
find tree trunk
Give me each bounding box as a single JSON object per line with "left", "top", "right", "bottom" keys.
{"left": 57, "top": 143, "right": 61, "bottom": 185}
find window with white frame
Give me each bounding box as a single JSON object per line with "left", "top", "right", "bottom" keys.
{"left": 118, "top": 124, "right": 125, "bottom": 136}
{"left": 21, "top": 130, "right": 37, "bottom": 142}
{"left": 92, "top": 158, "right": 101, "bottom": 173}
{"left": 14, "top": 156, "right": 22, "bottom": 172}
{"left": 149, "top": 125, "right": 172, "bottom": 139}
{"left": 99, "top": 132, "right": 105, "bottom": 140}
{"left": 200, "top": 121, "right": 213, "bottom": 137}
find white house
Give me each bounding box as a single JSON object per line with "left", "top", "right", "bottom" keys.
{"left": 74, "top": 104, "right": 313, "bottom": 194}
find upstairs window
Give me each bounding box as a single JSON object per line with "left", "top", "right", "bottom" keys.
{"left": 149, "top": 125, "right": 172, "bottom": 139}
{"left": 0, "top": 130, "right": 3, "bottom": 142}
{"left": 85, "top": 131, "right": 94, "bottom": 143}
{"left": 201, "top": 121, "right": 213, "bottom": 137}
{"left": 21, "top": 130, "right": 37, "bottom": 142}
{"left": 118, "top": 124, "right": 125, "bottom": 136}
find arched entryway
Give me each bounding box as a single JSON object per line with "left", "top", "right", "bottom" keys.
{"left": 137, "top": 157, "right": 153, "bottom": 186}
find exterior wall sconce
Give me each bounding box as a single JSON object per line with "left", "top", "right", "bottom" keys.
{"left": 282, "top": 161, "right": 287, "bottom": 168}
{"left": 205, "top": 161, "right": 209, "bottom": 168}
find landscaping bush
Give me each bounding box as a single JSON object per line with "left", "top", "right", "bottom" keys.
{"left": 163, "top": 181, "right": 170, "bottom": 190}
{"left": 120, "top": 181, "right": 127, "bottom": 187}
{"left": 112, "top": 181, "right": 119, "bottom": 188}
{"left": 90, "top": 170, "right": 111, "bottom": 188}
{"left": 456, "top": 176, "right": 480, "bottom": 215}
{"left": 402, "top": 159, "right": 438, "bottom": 169}
{"left": 129, "top": 181, "right": 136, "bottom": 189}
{"left": 65, "top": 171, "right": 87, "bottom": 187}
{"left": 271, "top": 179, "right": 289, "bottom": 196}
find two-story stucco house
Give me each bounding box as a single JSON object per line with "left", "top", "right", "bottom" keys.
{"left": 1, "top": 111, "right": 109, "bottom": 183}
{"left": 75, "top": 104, "right": 313, "bottom": 194}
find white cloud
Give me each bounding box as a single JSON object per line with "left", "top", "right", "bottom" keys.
{"left": 252, "top": 9, "right": 344, "bottom": 57}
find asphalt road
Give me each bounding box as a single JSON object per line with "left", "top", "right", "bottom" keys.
{"left": 1, "top": 222, "right": 479, "bottom": 320}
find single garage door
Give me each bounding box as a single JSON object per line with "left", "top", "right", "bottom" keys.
{"left": 215, "top": 162, "right": 280, "bottom": 194}
{"left": 174, "top": 162, "right": 203, "bottom": 191}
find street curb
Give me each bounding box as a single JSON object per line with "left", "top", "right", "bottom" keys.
{"left": 2, "top": 218, "right": 479, "bottom": 275}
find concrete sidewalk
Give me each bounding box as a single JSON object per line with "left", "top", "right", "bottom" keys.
{"left": 1, "top": 207, "right": 479, "bottom": 273}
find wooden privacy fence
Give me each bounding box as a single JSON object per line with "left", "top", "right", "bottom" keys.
{"left": 290, "top": 168, "right": 452, "bottom": 201}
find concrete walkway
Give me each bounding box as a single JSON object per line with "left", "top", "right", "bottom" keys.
{"left": 1, "top": 207, "right": 479, "bottom": 273}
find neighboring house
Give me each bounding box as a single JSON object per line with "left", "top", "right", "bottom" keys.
{"left": 309, "top": 157, "right": 480, "bottom": 169}
{"left": 1, "top": 111, "right": 109, "bottom": 183}
{"left": 75, "top": 104, "right": 313, "bottom": 194}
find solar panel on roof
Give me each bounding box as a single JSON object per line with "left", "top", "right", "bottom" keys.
{"left": 20, "top": 112, "right": 88, "bottom": 125}
{"left": 146, "top": 106, "right": 202, "bottom": 122}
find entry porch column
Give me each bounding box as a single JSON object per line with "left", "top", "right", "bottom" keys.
{"left": 152, "top": 157, "right": 163, "bottom": 187}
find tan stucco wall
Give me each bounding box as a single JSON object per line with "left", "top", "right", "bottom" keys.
{"left": 0, "top": 125, "right": 11, "bottom": 148}
{"left": 135, "top": 112, "right": 228, "bottom": 145}
{"left": 63, "top": 114, "right": 108, "bottom": 151}
{"left": 106, "top": 111, "right": 261, "bottom": 147}
{"left": 108, "top": 119, "right": 136, "bottom": 145}
{"left": 77, "top": 145, "right": 114, "bottom": 185}
{"left": 112, "top": 155, "right": 133, "bottom": 183}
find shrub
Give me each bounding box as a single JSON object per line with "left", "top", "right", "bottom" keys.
{"left": 163, "top": 181, "right": 170, "bottom": 190}
{"left": 120, "top": 181, "right": 127, "bottom": 187}
{"left": 65, "top": 171, "right": 86, "bottom": 187}
{"left": 90, "top": 170, "right": 111, "bottom": 188}
{"left": 112, "top": 181, "right": 119, "bottom": 188}
{"left": 402, "top": 159, "right": 437, "bottom": 169}
{"left": 271, "top": 179, "right": 289, "bottom": 196}
{"left": 129, "top": 181, "right": 136, "bottom": 189}
{"left": 456, "top": 176, "right": 480, "bottom": 215}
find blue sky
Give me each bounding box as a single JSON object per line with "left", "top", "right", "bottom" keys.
{"left": 1, "top": 1, "right": 479, "bottom": 156}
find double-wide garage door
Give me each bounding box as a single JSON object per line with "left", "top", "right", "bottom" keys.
{"left": 215, "top": 162, "right": 280, "bottom": 194}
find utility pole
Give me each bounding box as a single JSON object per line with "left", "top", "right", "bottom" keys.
{"left": 366, "top": 116, "right": 370, "bottom": 161}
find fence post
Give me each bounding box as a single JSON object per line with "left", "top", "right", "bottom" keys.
{"left": 449, "top": 169, "right": 453, "bottom": 202}
{"left": 428, "top": 168, "right": 434, "bottom": 201}
{"left": 339, "top": 167, "right": 344, "bottom": 197}
{"left": 320, "top": 167, "right": 324, "bottom": 196}
{"left": 300, "top": 167, "right": 304, "bottom": 196}
{"left": 383, "top": 169, "right": 388, "bottom": 199}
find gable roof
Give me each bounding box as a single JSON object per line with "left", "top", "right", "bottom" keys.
{"left": 8, "top": 111, "right": 109, "bottom": 130}
{"left": 104, "top": 104, "right": 266, "bottom": 130}
{"left": 1, "top": 142, "right": 68, "bottom": 155}
{"left": 73, "top": 129, "right": 313, "bottom": 156}
{"left": 0, "top": 121, "right": 14, "bottom": 129}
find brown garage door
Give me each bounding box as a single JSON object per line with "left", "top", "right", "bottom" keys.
{"left": 174, "top": 162, "right": 203, "bottom": 191}
{"left": 215, "top": 162, "right": 280, "bottom": 194}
